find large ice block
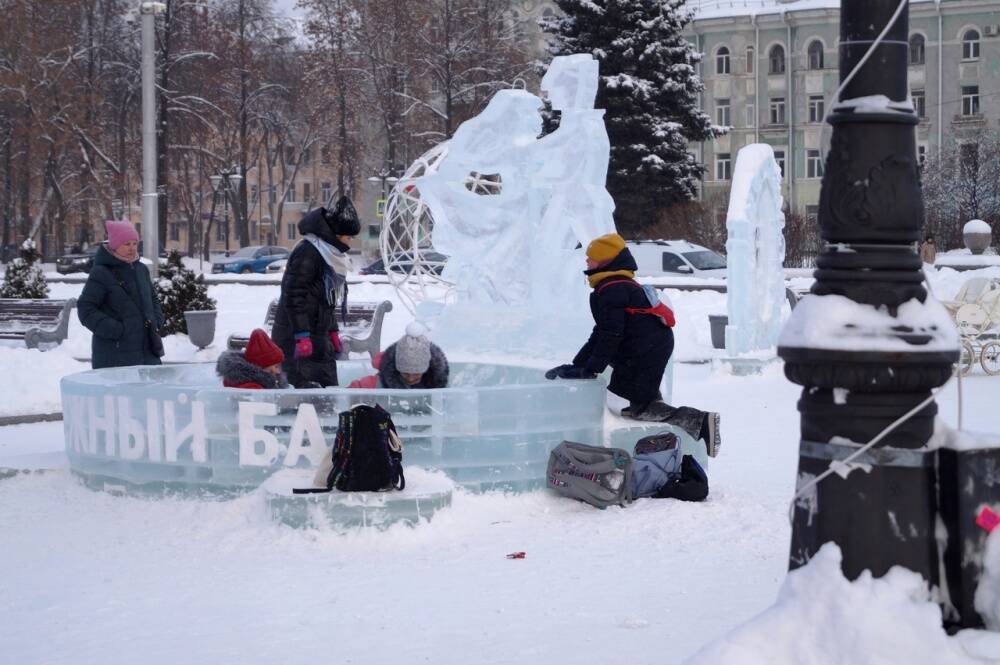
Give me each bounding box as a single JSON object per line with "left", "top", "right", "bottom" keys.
{"left": 61, "top": 361, "right": 606, "bottom": 494}
{"left": 724, "top": 144, "right": 787, "bottom": 355}
{"left": 382, "top": 54, "right": 618, "bottom": 360}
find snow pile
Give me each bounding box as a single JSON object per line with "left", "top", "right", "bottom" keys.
{"left": 966, "top": 220, "right": 993, "bottom": 236}
{"left": 780, "top": 293, "right": 959, "bottom": 352}
{"left": 0, "top": 345, "right": 87, "bottom": 417}
{"left": 977, "top": 530, "right": 1000, "bottom": 630}
{"left": 686, "top": 543, "right": 983, "bottom": 665}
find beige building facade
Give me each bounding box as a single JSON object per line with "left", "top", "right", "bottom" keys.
{"left": 688, "top": 0, "right": 1000, "bottom": 218}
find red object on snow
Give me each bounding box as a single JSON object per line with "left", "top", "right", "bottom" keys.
{"left": 976, "top": 506, "right": 1000, "bottom": 533}
{"left": 505, "top": 551, "right": 526, "bottom": 559}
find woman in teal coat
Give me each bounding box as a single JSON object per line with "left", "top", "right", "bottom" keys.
{"left": 77, "top": 221, "right": 164, "bottom": 369}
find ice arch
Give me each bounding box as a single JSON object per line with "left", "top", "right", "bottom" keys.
{"left": 724, "top": 144, "right": 787, "bottom": 354}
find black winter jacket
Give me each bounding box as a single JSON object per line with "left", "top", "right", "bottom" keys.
{"left": 272, "top": 209, "right": 350, "bottom": 341}
{"left": 271, "top": 208, "right": 352, "bottom": 387}
{"left": 572, "top": 248, "right": 671, "bottom": 375}
{"left": 77, "top": 245, "right": 164, "bottom": 369}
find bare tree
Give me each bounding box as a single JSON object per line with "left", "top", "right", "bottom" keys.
{"left": 921, "top": 129, "right": 1000, "bottom": 250}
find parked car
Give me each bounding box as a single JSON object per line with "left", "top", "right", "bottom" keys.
{"left": 360, "top": 251, "right": 448, "bottom": 276}
{"left": 211, "top": 245, "right": 289, "bottom": 274}
{"left": 625, "top": 240, "right": 727, "bottom": 279}
{"left": 56, "top": 245, "right": 101, "bottom": 274}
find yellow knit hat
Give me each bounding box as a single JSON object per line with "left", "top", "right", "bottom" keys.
{"left": 586, "top": 233, "right": 626, "bottom": 263}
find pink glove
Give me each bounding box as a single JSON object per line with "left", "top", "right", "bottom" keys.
{"left": 329, "top": 331, "right": 343, "bottom": 353}
{"left": 294, "top": 336, "right": 313, "bottom": 359}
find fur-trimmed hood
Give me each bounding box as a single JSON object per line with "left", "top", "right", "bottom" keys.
{"left": 379, "top": 341, "right": 449, "bottom": 389}
{"left": 216, "top": 350, "right": 288, "bottom": 389}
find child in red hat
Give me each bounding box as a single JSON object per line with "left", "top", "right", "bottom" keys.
{"left": 216, "top": 328, "right": 289, "bottom": 389}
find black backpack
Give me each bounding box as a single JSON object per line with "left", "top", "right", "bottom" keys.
{"left": 294, "top": 404, "right": 404, "bottom": 493}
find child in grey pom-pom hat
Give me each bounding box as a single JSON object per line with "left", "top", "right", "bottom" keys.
{"left": 348, "top": 321, "right": 450, "bottom": 390}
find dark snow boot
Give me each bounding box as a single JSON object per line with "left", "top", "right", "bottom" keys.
{"left": 698, "top": 412, "right": 721, "bottom": 458}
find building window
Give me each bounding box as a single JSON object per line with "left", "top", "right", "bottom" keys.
{"left": 268, "top": 187, "right": 276, "bottom": 204}
{"left": 287, "top": 223, "right": 297, "bottom": 241}
{"left": 808, "top": 95, "right": 825, "bottom": 123}
{"left": 909, "top": 34, "right": 925, "bottom": 65}
{"left": 962, "top": 85, "right": 980, "bottom": 116}
{"left": 169, "top": 224, "right": 179, "bottom": 242}
{"left": 321, "top": 181, "right": 332, "bottom": 203}
{"left": 769, "top": 97, "right": 786, "bottom": 125}
{"left": 773, "top": 150, "right": 785, "bottom": 179}
{"left": 303, "top": 182, "right": 311, "bottom": 203}
{"left": 746, "top": 103, "right": 756, "bottom": 128}
{"left": 769, "top": 44, "right": 785, "bottom": 74}
{"left": 807, "top": 149, "right": 824, "bottom": 178}
{"left": 746, "top": 46, "right": 754, "bottom": 74}
{"left": 807, "top": 40, "right": 824, "bottom": 70}
{"left": 963, "top": 29, "right": 981, "bottom": 60}
{"left": 302, "top": 146, "right": 312, "bottom": 165}
{"left": 250, "top": 185, "right": 258, "bottom": 203}
{"left": 806, "top": 205, "right": 819, "bottom": 224}
{"left": 911, "top": 89, "right": 926, "bottom": 118}
{"left": 215, "top": 220, "right": 225, "bottom": 242}
{"left": 716, "top": 46, "right": 731, "bottom": 75}
{"left": 286, "top": 183, "right": 296, "bottom": 202}
{"left": 321, "top": 144, "right": 331, "bottom": 165}
{"left": 715, "top": 153, "right": 732, "bottom": 181}
{"left": 716, "top": 98, "right": 730, "bottom": 126}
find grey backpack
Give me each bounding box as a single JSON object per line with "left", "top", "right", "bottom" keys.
{"left": 546, "top": 441, "right": 633, "bottom": 508}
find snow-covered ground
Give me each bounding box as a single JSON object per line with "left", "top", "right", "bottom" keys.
{"left": 2, "top": 272, "right": 1000, "bottom": 663}
{"left": 2, "top": 359, "right": 999, "bottom": 663}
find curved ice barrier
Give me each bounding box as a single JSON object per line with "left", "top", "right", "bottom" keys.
{"left": 61, "top": 361, "right": 606, "bottom": 494}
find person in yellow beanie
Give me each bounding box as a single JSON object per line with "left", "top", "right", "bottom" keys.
{"left": 545, "top": 233, "right": 721, "bottom": 456}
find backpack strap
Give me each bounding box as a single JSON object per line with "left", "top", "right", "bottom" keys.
{"left": 596, "top": 278, "right": 676, "bottom": 327}
{"left": 595, "top": 278, "right": 640, "bottom": 294}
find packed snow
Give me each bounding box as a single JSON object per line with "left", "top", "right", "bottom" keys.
{"left": 687, "top": 543, "right": 1000, "bottom": 665}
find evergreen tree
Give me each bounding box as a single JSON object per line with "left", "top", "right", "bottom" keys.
{"left": 155, "top": 251, "right": 216, "bottom": 335}
{"left": 541, "top": 0, "right": 725, "bottom": 235}
{"left": 0, "top": 239, "right": 49, "bottom": 299}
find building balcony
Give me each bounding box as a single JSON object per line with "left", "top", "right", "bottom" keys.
{"left": 953, "top": 113, "right": 986, "bottom": 127}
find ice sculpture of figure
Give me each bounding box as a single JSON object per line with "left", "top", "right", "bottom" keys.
{"left": 724, "top": 144, "right": 786, "bottom": 355}
{"left": 383, "top": 54, "right": 618, "bottom": 357}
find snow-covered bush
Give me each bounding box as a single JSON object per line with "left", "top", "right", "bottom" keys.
{"left": 0, "top": 239, "right": 49, "bottom": 299}
{"left": 155, "top": 251, "right": 215, "bottom": 335}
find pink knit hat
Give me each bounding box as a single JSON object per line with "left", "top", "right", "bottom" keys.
{"left": 105, "top": 220, "right": 139, "bottom": 251}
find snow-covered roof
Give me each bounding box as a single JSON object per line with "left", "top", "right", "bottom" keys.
{"left": 689, "top": 0, "right": 934, "bottom": 21}
{"left": 626, "top": 239, "right": 710, "bottom": 252}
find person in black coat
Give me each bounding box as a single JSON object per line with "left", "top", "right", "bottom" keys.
{"left": 546, "top": 233, "right": 721, "bottom": 457}
{"left": 271, "top": 196, "right": 361, "bottom": 388}
{"left": 78, "top": 220, "right": 164, "bottom": 369}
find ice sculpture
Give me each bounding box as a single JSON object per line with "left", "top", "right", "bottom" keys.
{"left": 380, "top": 54, "right": 618, "bottom": 359}
{"left": 61, "top": 360, "right": 606, "bottom": 494}
{"left": 724, "top": 144, "right": 787, "bottom": 355}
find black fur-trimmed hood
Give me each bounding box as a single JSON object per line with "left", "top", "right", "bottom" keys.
{"left": 216, "top": 350, "right": 288, "bottom": 389}
{"left": 379, "top": 342, "right": 449, "bottom": 389}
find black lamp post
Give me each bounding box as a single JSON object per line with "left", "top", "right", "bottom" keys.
{"left": 778, "top": 0, "right": 958, "bottom": 590}
{"left": 210, "top": 168, "right": 242, "bottom": 254}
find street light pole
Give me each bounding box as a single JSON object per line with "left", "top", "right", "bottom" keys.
{"left": 778, "top": 0, "right": 957, "bottom": 586}
{"left": 140, "top": 2, "right": 165, "bottom": 276}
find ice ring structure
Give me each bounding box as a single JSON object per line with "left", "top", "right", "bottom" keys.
{"left": 61, "top": 360, "right": 606, "bottom": 494}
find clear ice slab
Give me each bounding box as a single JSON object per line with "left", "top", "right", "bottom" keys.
{"left": 62, "top": 361, "right": 606, "bottom": 495}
